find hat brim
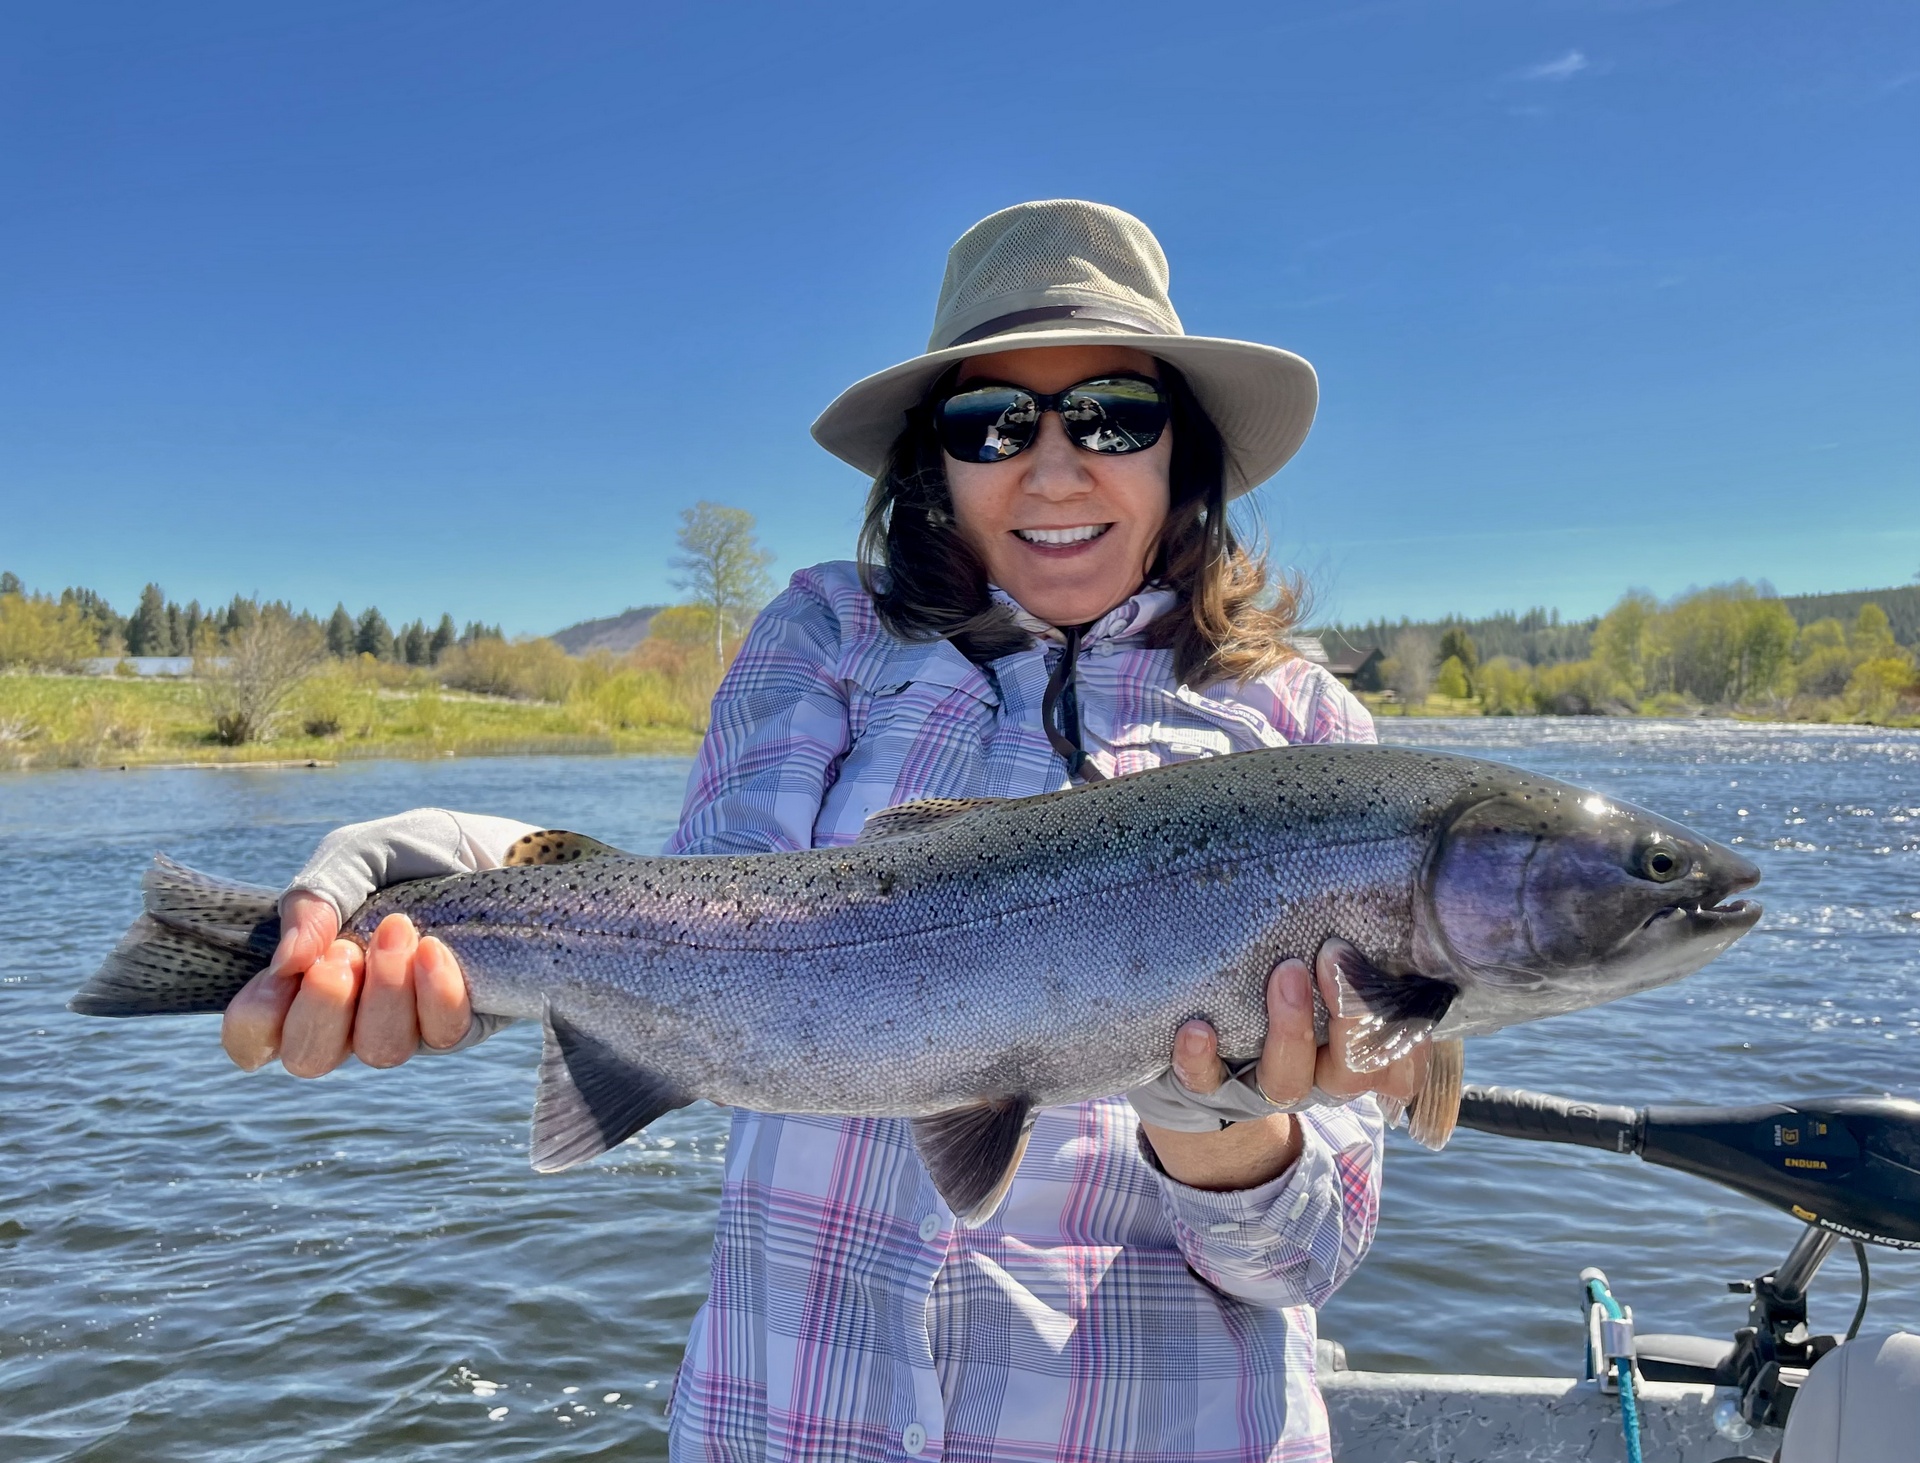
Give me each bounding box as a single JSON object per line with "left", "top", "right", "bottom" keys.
{"left": 810, "top": 327, "right": 1317, "bottom": 500}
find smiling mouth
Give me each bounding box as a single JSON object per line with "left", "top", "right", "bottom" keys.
{"left": 1013, "top": 524, "right": 1111, "bottom": 546}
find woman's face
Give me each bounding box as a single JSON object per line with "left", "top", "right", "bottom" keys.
{"left": 943, "top": 343, "right": 1171, "bottom": 628}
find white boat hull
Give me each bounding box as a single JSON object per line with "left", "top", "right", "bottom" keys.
{"left": 1323, "top": 1368, "right": 1780, "bottom": 1462}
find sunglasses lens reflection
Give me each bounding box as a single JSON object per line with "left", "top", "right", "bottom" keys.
{"left": 936, "top": 386, "right": 1038, "bottom": 462}
{"left": 1060, "top": 378, "right": 1169, "bottom": 454}
{"left": 935, "top": 377, "right": 1170, "bottom": 463}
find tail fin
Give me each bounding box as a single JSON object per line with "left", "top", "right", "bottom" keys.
{"left": 70, "top": 856, "right": 281, "bottom": 1017}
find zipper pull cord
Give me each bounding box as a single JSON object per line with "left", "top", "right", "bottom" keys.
{"left": 1042, "top": 624, "right": 1106, "bottom": 783}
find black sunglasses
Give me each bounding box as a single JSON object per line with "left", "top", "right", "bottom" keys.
{"left": 931, "top": 374, "right": 1170, "bottom": 464}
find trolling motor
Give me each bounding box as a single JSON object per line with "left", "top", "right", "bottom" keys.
{"left": 1456, "top": 1085, "right": 1920, "bottom": 1430}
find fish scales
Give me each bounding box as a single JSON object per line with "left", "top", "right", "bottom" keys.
{"left": 358, "top": 751, "right": 1454, "bottom": 1114}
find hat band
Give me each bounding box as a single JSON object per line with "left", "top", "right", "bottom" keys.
{"left": 946, "top": 303, "right": 1170, "bottom": 348}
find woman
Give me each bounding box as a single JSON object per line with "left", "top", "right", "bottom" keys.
{"left": 222, "top": 200, "right": 1427, "bottom": 1463}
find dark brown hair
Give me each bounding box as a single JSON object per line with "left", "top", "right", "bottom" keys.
{"left": 856, "top": 362, "right": 1303, "bottom": 686}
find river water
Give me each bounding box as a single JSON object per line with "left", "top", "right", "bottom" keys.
{"left": 2, "top": 722, "right": 1916, "bottom": 1459}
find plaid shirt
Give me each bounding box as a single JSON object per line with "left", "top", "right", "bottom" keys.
{"left": 665, "top": 562, "right": 1383, "bottom": 1463}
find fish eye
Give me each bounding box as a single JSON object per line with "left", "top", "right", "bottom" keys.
{"left": 1634, "top": 840, "right": 1687, "bottom": 883}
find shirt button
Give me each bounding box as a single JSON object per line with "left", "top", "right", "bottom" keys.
{"left": 918, "top": 1214, "right": 941, "bottom": 1243}
{"left": 902, "top": 1421, "right": 928, "bottom": 1454}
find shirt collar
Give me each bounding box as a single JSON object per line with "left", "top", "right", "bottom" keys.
{"left": 990, "top": 583, "right": 1181, "bottom": 647}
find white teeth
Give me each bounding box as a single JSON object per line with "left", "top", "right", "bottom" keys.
{"left": 1014, "top": 524, "right": 1110, "bottom": 546}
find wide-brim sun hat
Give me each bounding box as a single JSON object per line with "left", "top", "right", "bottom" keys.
{"left": 811, "top": 199, "right": 1318, "bottom": 501}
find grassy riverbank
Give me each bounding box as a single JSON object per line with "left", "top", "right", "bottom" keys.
{"left": 1356, "top": 689, "right": 1920, "bottom": 727}
{"left": 0, "top": 673, "right": 703, "bottom": 769}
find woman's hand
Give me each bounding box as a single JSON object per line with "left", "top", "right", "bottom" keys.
{"left": 220, "top": 900, "right": 471, "bottom": 1077}
{"left": 1138, "top": 943, "right": 1430, "bottom": 1191}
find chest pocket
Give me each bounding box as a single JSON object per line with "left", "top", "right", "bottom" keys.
{"left": 833, "top": 640, "right": 1001, "bottom": 823}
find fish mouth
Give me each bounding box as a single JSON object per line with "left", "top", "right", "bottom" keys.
{"left": 1643, "top": 896, "right": 1763, "bottom": 934}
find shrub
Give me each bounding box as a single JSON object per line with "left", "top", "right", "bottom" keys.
{"left": 1434, "top": 655, "right": 1471, "bottom": 700}
{"left": 1475, "top": 657, "right": 1536, "bottom": 716}
{"left": 199, "top": 612, "right": 328, "bottom": 745}
{"left": 0, "top": 591, "right": 100, "bottom": 671}
{"left": 1534, "top": 659, "right": 1628, "bottom": 715}
{"left": 1844, "top": 656, "right": 1918, "bottom": 721}
{"left": 438, "top": 636, "right": 578, "bottom": 701}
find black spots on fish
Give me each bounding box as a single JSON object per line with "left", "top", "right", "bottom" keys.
{"left": 876, "top": 869, "right": 896, "bottom": 897}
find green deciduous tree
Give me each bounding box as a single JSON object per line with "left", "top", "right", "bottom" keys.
{"left": 1662, "top": 583, "right": 1796, "bottom": 705}
{"left": 671, "top": 501, "right": 775, "bottom": 667}
{"left": 0, "top": 587, "right": 99, "bottom": 670}
{"left": 1434, "top": 655, "right": 1471, "bottom": 700}
{"left": 1592, "top": 591, "right": 1660, "bottom": 699}
{"left": 1476, "top": 657, "right": 1536, "bottom": 716}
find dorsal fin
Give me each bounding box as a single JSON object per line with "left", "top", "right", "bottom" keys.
{"left": 504, "top": 829, "right": 629, "bottom": 866}
{"left": 857, "top": 797, "right": 1003, "bottom": 843}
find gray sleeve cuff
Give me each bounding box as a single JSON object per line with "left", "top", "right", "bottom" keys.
{"left": 283, "top": 808, "right": 542, "bottom": 924}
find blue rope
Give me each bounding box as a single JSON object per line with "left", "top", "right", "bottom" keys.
{"left": 1586, "top": 1275, "right": 1644, "bottom": 1463}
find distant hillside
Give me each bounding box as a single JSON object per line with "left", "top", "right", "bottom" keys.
{"left": 1781, "top": 584, "right": 1920, "bottom": 646}
{"left": 1320, "top": 608, "right": 1597, "bottom": 667}
{"left": 550, "top": 605, "right": 667, "bottom": 656}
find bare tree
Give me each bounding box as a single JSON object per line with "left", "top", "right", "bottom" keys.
{"left": 199, "top": 610, "right": 327, "bottom": 745}
{"left": 1384, "top": 629, "right": 1436, "bottom": 709}
{"left": 671, "top": 502, "right": 775, "bottom": 667}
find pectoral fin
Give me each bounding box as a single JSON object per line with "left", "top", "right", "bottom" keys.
{"left": 1321, "top": 939, "right": 1458, "bottom": 1072}
{"left": 530, "top": 1009, "right": 691, "bottom": 1172}
{"left": 910, "top": 1097, "right": 1035, "bottom": 1227}
{"left": 858, "top": 798, "right": 1003, "bottom": 842}
{"left": 506, "top": 830, "right": 630, "bottom": 867}
{"left": 1406, "top": 1037, "right": 1465, "bottom": 1151}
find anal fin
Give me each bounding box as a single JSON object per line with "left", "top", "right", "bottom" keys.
{"left": 506, "top": 830, "right": 630, "bottom": 867}
{"left": 531, "top": 1009, "right": 690, "bottom": 1172}
{"left": 910, "top": 1097, "right": 1034, "bottom": 1227}
{"left": 1323, "top": 939, "right": 1457, "bottom": 1072}
{"left": 1407, "top": 1036, "right": 1465, "bottom": 1151}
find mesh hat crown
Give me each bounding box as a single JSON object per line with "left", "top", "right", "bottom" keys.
{"left": 812, "top": 199, "right": 1318, "bottom": 499}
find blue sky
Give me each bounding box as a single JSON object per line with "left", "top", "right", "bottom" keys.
{"left": 3, "top": 1, "right": 1916, "bottom": 634}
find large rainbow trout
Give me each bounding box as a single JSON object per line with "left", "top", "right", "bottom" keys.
{"left": 74, "top": 745, "right": 1761, "bottom": 1223}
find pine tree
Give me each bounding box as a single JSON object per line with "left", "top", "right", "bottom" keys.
{"left": 125, "top": 584, "right": 168, "bottom": 656}
{"left": 402, "top": 620, "right": 430, "bottom": 664}
{"left": 355, "top": 607, "right": 394, "bottom": 659}
{"left": 0, "top": 572, "right": 22, "bottom": 596}
{"left": 166, "top": 602, "right": 186, "bottom": 655}
{"left": 183, "top": 601, "right": 204, "bottom": 653}
{"left": 223, "top": 595, "right": 258, "bottom": 642}
{"left": 429, "top": 613, "right": 456, "bottom": 663}
{"left": 326, "top": 604, "right": 356, "bottom": 657}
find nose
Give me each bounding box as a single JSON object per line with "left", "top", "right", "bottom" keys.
{"left": 1015, "top": 411, "right": 1096, "bottom": 501}
{"left": 1703, "top": 840, "right": 1762, "bottom": 897}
